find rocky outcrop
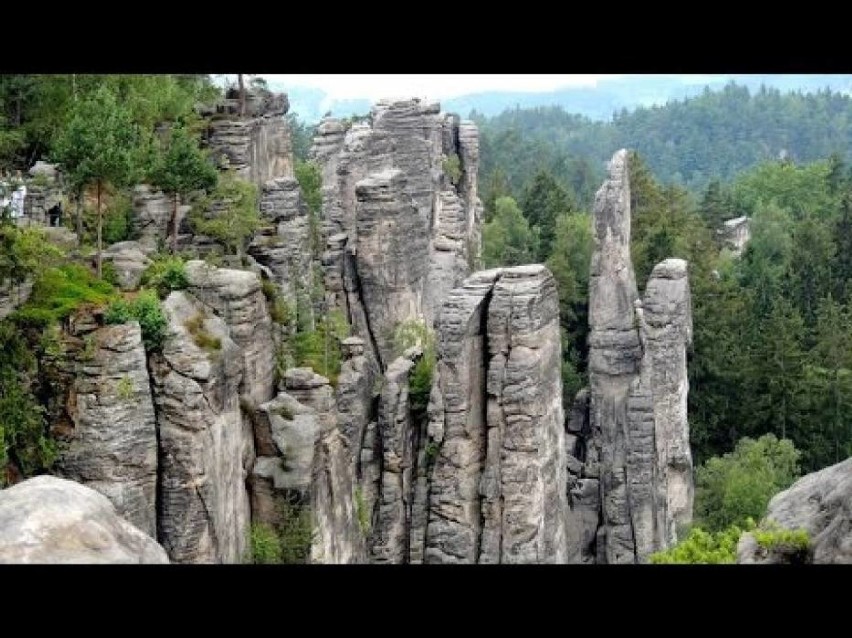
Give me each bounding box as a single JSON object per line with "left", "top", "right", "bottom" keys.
{"left": 248, "top": 177, "right": 315, "bottom": 310}
{"left": 248, "top": 368, "right": 366, "bottom": 564}
{"left": 203, "top": 88, "right": 293, "bottom": 187}
{"left": 0, "top": 476, "right": 168, "bottom": 564}
{"left": 718, "top": 216, "right": 750, "bottom": 256}
{"left": 424, "top": 265, "right": 566, "bottom": 564}
{"left": 578, "top": 149, "right": 695, "bottom": 563}
{"left": 52, "top": 320, "right": 158, "bottom": 538}
{"left": 131, "top": 185, "right": 191, "bottom": 252}
{"left": 148, "top": 291, "right": 252, "bottom": 563}
{"left": 0, "top": 280, "right": 32, "bottom": 321}
{"left": 311, "top": 99, "right": 482, "bottom": 371}
{"left": 102, "top": 241, "right": 154, "bottom": 291}
{"left": 737, "top": 457, "right": 852, "bottom": 564}
{"left": 24, "top": 162, "right": 64, "bottom": 226}
{"left": 184, "top": 260, "right": 275, "bottom": 404}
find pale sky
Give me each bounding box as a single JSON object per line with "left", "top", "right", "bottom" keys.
{"left": 259, "top": 74, "right": 626, "bottom": 102}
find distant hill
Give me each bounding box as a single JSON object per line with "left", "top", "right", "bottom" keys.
{"left": 475, "top": 81, "right": 852, "bottom": 197}
{"left": 269, "top": 74, "right": 852, "bottom": 124}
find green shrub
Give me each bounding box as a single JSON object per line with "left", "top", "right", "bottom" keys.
{"left": 695, "top": 434, "right": 801, "bottom": 532}
{"left": 140, "top": 255, "right": 189, "bottom": 299}
{"left": 103, "top": 191, "right": 133, "bottom": 245}
{"left": 649, "top": 523, "right": 749, "bottom": 564}
{"left": 249, "top": 523, "right": 282, "bottom": 564}
{"left": 442, "top": 153, "right": 462, "bottom": 186}
{"left": 101, "top": 261, "right": 120, "bottom": 287}
{"left": 354, "top": 487, "right": 370, "bottom": 535}
{"left": 294, "top": 310, "right": 349, "bottom": 385}
{"left": 104, "top": 290, "right": 167, "bottom": 351}
{"left": 392, "top": 319, "right": 436, "bottom": 417}
{"left": 261, "top": 279, "right": 293, "bottom": 327}
{"left": 278, "top": 499, "right": 314, "bottom": 564}
{"left": 12, "top": 264, "right": 115, "bottom": 329}
{"left": 753, "top": 523, "right": 810, "bottom": 553}
{"left": 116, "top": 375, "right": 135, "bottom": 401}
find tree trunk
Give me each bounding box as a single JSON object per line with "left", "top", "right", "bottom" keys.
{"left": 76, "top": 188, "right": 83, "bottom": 239}
{"left": 238, "top": 74, "right": 246, "bottom": 117}
{"left": 72, "top": 74, "right": 77, "bottom": 101}
{"left": 171, "top": 192, "right": 179, "bottom": 253}
{"left": 96, "top": 180, "right": 103, "bottom": 278}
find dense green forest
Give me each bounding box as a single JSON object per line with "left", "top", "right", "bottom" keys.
{"left": 475, "top": 83, "right": 852, "bottom": 201}
{"left": 1, "top": 76, "right": 850, "bottom": 558}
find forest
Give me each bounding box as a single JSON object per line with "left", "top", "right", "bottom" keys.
{"left": 0, "top": 75, "right": 850, "bottom": 563}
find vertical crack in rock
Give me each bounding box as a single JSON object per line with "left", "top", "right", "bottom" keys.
{"left": 424, "top": 266, "right": 566, "bottom": 564}
{"left": 583, "top": 149, "right": 695, "bottom": 563}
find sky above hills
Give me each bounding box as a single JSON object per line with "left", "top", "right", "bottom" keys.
{"left": 248, "top": 74, "right": 852, "bottom": 124}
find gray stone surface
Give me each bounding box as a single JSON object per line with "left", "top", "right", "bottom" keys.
{"left": 185, "top": 260, "right": 276, "bottom": 404}
{"left": 310, "top": 99, "right": 482, "bottom": 370}
{"left": 718, "top": 216, "right": 750, "bottom": 256}
{"left": 425, "top": 266, "right": 566, "bottom": 564}
{"left": 102, "top": 241, "right": 153, "bottom": 291}
{"left": 584, "top": 150, "right": 695, "bottom": 563}
{"left": 149, "top": 291, "right": 252, "bottom": 563}
{"left": 737, "top": 457, "right": 852, "bottom": 564}
{"left": 131, "top": 184, "right": 191, "bottom": 252}
{"left": 0, "top": 476, "right": 168, "bottom": 564}
{"left": 53, "top": 321, "right": 158, "bottom": 538}
{"left": 204, "top": 88, "right": 293, "bottom": 187}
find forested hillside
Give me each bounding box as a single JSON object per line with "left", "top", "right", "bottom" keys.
{"left": 476, "top": 83, "right": 852, "bottom": 200}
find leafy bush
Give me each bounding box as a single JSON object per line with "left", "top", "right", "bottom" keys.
{"left": 649, "top": 523, "right": 749, "bottom": 564}
{"left": 116, "top": 375, "right": 135, "bottom": 401}
{"left": 277, "top": 499, "right": 314, "bottom": 564}
{"left": 442, "top": 153, "right": 462, "bottom": 186}
{"left": 104, "top": 290, "right": 168, "bottom": 351}
{"left": 261, "top": 278, "right": 293, "bottom": 327}
{"left": 140, "top": 255, "right": 189, "bottom": 299}
{"left": 0, "top": 321, "right": 56, "bottom": 484}
{"left": 12, "top": 264, "right": 115, "bottom": 329}
{"left": 249, "top": 523, "right": 282, "bottom": 564}
{"left": 354, "top": 486, "right": 370, "bottom": 535}
{"left": 752, "top": 523, "right": 810, "bottom": 553}
{"left": 101, "top": 261, "right": 120, "bottom": 287}
{"left": 694, "top": 434, "right": 801, "bottom": 532}
{"left": 294, "top": 310, "right": 349, "bottom": 385}
{"left": 103, "top": 191, "right": 133, "bottom": 245}
{"left": 295, "top": 160, "right": 322, "bottom": 255}
{"left": 392, "top": 319, "right": 436, "bottom": 417}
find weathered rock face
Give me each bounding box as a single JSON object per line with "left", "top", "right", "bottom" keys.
{"left": 53, "top": 320, "right": 158, "bottom": 538}
{"left": 131, "top": 185, "right": 191, "bottom": 252}
{"left": 204, "top": 88, "right": 293, "bottom": 187}
{"left": 0, "top": 476, "right": 168, "bottom": 564}
{"left": 184, "top": 260, "right": 276, "bottom": 404}
{"left": 354, "top": 169, "right": 429, "bottom": 365}
{"left": 578, "top": 149, "right": 695, "bottom": 563}
{"left": 24, "top": 162, "right": 64, "bottom": 226}
{"left": 718, "top": 216, "right": 750, "bottom": 256}
{"left": 424, "top": 265, "right": 566, "bottom": 564}
{"left": 311, "top": 99, "right": 482, "bottom": 371}
{"left": 0, "top": 280, "right": 32, "bottom": 321}
{"left": 248, "top": 368, "right": 366, "bottom": 564}
{"left": 737, "top": 457, "right": 852, "bottom": 564}
{"left": 248, "top": 177, "right": 315, "bottom": 310}
{"left": 149, "top": 291, "right": 252, "bottom": 564}
{"left": 102, "top": 241, "right": 154, "bottom": 291}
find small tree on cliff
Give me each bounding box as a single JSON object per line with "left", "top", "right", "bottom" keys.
{"left": 150, "top": 123, "right": 219, "bottom": 252}
{"left": 53, "top": 86, "right": 138, "bottom": 277}
{"left": 191, "top": 172, "right": 260, "bottom": 260}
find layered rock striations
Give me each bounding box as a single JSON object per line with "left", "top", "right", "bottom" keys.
{"left": 311, "top": 99, "right": 482, "bottom": 371}
{"left": 424, "top": 266, "right": 566, "bottom": 564}
{"left": 572, "top": 149, "right": 695, "bottom": 563}
{"left": 51, "top": 318, "right": 158, "bottom": 537}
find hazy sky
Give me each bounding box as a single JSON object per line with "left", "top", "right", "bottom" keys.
{"left": 259, "top": 74, "right": 630, "bottom": 101}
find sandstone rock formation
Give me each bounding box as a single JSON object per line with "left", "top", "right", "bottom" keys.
{"left": 52, "top": 319, "right": 158, "bottom": 537}
{"left": 102, "top": 241, "right": 154, "bottom": 291}
{"left": 575, "top": 149, "right": 695, "bottom": 563}
{"left": 149, "top": 291, "right": 252, "bottom": 563}
{"left": 737, "top": 457, "right": 852, "bottom": 564}
{"left": 418, "top": 265, "right": 566, "bottom": 564}
{"left": 311, "top": 99, "right": 482, "bottom": 371}
{"left": 718, "top": 216, "right": 750, "bottom": 256}
{"left": 0, "top": 476, "right": 168, "bottom": 564}
{"left": 131, "top": 184, "right": 192, "bottom": 252}
{"left": 203, "top": 87, "right": 293, "bottom": 187}
{"left": 248, "top": 368, "right": 366, "bottom": 564}
{"left": 24, "top": 162, "right": 64, "bottom": 226}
